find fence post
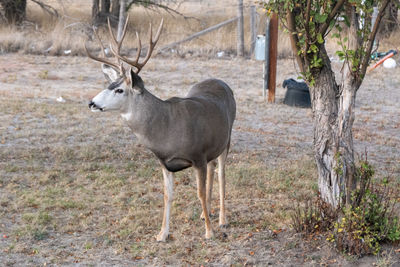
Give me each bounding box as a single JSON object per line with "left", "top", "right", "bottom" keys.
{"left": 263, "top": 17, "right": 270, "bottom": 100}
{"left": 267, "top": 13, "right": 278, "bottom": 103}
{"left": 237, "top": 0, "right": 244, "bottom": 57}
{"left": 250, "top": 5, "right": 256, "bottom": 58}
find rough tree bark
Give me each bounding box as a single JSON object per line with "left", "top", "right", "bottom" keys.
{"left": 312, "top": 30, "right": 358, "bottom": 208}
{"left": 379, "top": 0, "right": 399, "bottom": 38}
{"left": 310, "top": 47, "right": 343, "bottom": 208}
{"left": 0, "top": 0, "right": 27, "bottom": 24}
{"left": 282, "top": 0, "right": 391, "bottom": 208}
{"left": 111, "top": 0, "right": 120, "bottom": 20}
{"left": 117, "top": 0, "right": 127, "bottom": 41}
{"left": 92, "top": 0, "right": 115, "bottom": 25}
{"left": 101, "top": 0, "right": 111, "bottom": 14}
{"left": 92, "top": 0, "right": 100, "bottom": 22}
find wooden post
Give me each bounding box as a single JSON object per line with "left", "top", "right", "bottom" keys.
{"left": 263, "top": 17, "right": 270, "bottom": 100}
{"left": 237, "top": 0, "right": 244, "bottom": 57}
{"left": 267, "top": 13, "right": 278, "bottom": 103}
{"left": 250, "top": 5, "right": 256, "bottom": 57}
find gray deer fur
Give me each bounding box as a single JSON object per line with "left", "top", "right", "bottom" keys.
{"left": 89, "top": 68, "right": 236, "bottom": 241}
{"left": 86, "top": 16, "right": 236, "bottom": 241}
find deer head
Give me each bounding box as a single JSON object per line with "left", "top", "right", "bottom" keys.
{"left": 86, "top": 16, "right": 163, "bottom": 112}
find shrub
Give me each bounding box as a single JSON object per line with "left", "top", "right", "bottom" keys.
{"left": 292, "top": 158, "right": 400, "bottom": 256}
{"left": 291, "top": 196, "right": 338, "bottom": 235}
{"left": 330, "top": 160, "right": 400, "bottom": 255}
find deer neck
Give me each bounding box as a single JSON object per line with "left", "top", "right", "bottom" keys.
{"left": 120, "top": 88, "right": 167, "bottom": 145}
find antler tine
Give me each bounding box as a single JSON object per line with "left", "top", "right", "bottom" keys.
{"left": 153, "top": 18, "right": 164, "bottom": 44}
{"left": 137, "top": 18, "right": 164, "bottom": 72}
{"left": 92, "top": 26, "right": 106, "bottom": 57}
{"left": 107, "top": 14, "right": 130, "bottom": 52}
{"left": 107, "top": 17, "right": 119, "bottom": 52}
{"left": 110, "top": 31, "right": 141, "bottom": 70}
{"left": 110, "top": 18, "right": 163, "bottom": 74}
{"left": 84, "top": 37, "right": 121, "bottom": 71}
{"left": 120, "top": 14, "right": 130, "bottom": 43}
{"left": 84, "top": 44, "right": 122, "bottom": 72}
{"left": 134, "top": 31, "right": 142, "bottom": 63}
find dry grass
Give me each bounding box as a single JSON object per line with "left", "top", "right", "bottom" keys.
{"left": 0, "top": 97, "right": 317, "bottom": 265}
{"left": 0, "top": 0, "right": 293, "bottom": 57}
{"left": 0, "top": 2, "right": 399, "bottom": 264}
{"left": 1, "top": 1, "right": 398, "bottom": 58}
{"left": 0, "top": 50, "right": 398, "bottom": 265}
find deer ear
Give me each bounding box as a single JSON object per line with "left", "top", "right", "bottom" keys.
{"left": 102, "top": 64, "right": 120, "bottom": 82}
{"left": 130, "top": 68, "right": 144, "bottom": 94}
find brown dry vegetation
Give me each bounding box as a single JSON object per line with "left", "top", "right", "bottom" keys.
{"left": 0, "top": 0, "right": 293, "bottom": 57}
{"left": 0, "top": 53, "right": 399, "bottom": 265}
{"left": 0, "top": 1, "right": 399, "bottom": 266}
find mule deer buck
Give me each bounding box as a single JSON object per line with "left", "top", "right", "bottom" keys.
{"left": 85, "top": 17, "right": 236, "bottom": 242}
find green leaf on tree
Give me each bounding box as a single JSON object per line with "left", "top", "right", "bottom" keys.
{"left": 315, "top": 13, "right": 328, "bottom": 23}
{"left": 317, "top": 33, "right": 324, "bottom": 44}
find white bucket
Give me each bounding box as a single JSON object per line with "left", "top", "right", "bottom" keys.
{"left": 255, "top": 35, "right": 265, "bottom": 61}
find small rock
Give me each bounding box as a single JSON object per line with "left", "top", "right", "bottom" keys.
{"left": 56, "top": 96, "right": 66, "bottom": 103}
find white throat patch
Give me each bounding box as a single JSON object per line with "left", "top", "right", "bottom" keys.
{"left": 121, "top": 112, "right": 132, "bottom": 121}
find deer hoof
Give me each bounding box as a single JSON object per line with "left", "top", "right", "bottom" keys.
{"left": 219, "top": 217, "right": 228, "bottom": 228}
{"left": 201, "top": 211, "right": 214, "bottom": 220}
{"left": 205, "top": 230, "right": 214, "bottom": 239}
{"left": 156, "top": 231, "right": 168, "bottom": 242}
{"left": 219, "top": 223, "right": 229, "bottom": 229}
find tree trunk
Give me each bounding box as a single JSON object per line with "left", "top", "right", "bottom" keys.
{"left": 111, "top": 0, "right": 120, "bottom": 20}
{"left": 117, "top": 0, "right": 127, "bottom": 41}
{"left": 92, "top": 0, "right": 100, "bottom": 23}
{"left": 378, "top": 0, "right": 399, "bottom": 38}
{"left": 93, "top": 0, "right": 112, "bottom": 25}
{"left": 0, "top": 0, "right": 27, "bottom": 24}
{"left": 101, "top": 0, "right": 111, "bottom": 14}
{"left": 311, "top": 45, "right": 357, "bottom": 208}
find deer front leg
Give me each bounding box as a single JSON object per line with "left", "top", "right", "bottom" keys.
{"left": 156, "top": 167, "right": 174, "bottom": 242}
{"left": 201, "top": 160, "right": 216, "bottom": 220}
{"left": 195, "top": 165, "right": 214, "bottom": 239}
{"left": 218, "top": 148, "right": 228, "bottom": 227}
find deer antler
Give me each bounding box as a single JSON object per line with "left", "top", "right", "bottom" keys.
{"left": 84, "top": 15, "right": 131, "bottom": 78}
{"left": 85, "top": 16, "right": 163, "bottom": 77}
{"left": 85, "top": 21, "right": 126, "bottom": 76}
{"left": 111, "top": 18, "right": 164, "bottom": 74}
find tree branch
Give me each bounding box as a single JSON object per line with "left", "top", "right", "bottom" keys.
{"left": 30, "top": 0, "right": 59, "bottom": 18}
{"left": 127, "top": 0, "right": 190, "bottom": 19}
{"left": 319, "top": 0, "right": 346, "bottom": 35}
{"left": 304, "top": 0, "right": 311, "bottom": 33}
{"left": 287, "top": 9, "right": 305, "bottom": 74}
{"left": 358, "top": 0, "right": 391, "bottom": 86}
{"left": 304, "top": 0, "right": 312, "bottom": 52}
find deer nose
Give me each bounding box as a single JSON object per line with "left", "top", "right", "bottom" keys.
{"left": 88, "top": 101, "right": 95, "bottom": 109}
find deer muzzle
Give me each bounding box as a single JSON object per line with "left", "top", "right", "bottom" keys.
{"left": 88, "top": 101, "right": 103, "bottom": 112}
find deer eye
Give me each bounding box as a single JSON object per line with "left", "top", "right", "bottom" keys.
{"left": 115, "top": 89, "right": 124, "bottom": 94}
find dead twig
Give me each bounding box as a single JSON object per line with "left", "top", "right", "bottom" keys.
{"left": 30, "top": 0, "right": 59, "bottom": 18}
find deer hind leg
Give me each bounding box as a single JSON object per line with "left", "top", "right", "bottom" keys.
{"left": 156, "top": 167, "right": 174, "bottom": 242}
{"left": 201, "top": 160, "right": 216, "bottom": 220}
{"left": 195, "top": 165, "right": 214, "bottom": 239}
{"left": 218, "top": 148, "right": 228, "bottom": 227}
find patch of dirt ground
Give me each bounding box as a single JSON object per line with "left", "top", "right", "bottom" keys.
{"left": 0, "top": 53, "right": 399, "bottom": 266}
